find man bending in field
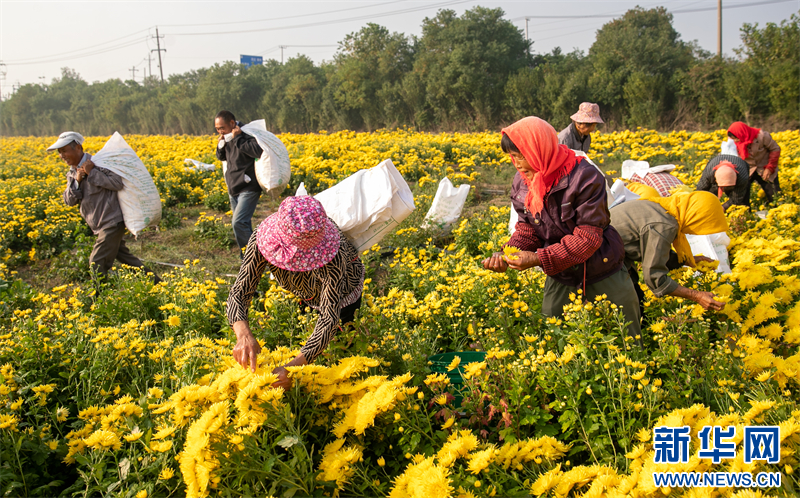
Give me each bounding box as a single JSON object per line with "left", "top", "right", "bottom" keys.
{"left": 51, "top": 131, "right": 160, "bottom": 283}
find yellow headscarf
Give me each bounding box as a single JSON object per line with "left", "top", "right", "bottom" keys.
{"left": 641, "top": 191, "right": 729, "bottom": 267}
{"left": 626, "top": 181, "right": 660, "bottom": 199}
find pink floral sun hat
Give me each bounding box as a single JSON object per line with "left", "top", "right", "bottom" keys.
{"left": 256, "top": 196, "right": 340, "bottom": 272}
{"left": 570, "top": 102, "right": 604, "bottom": 124}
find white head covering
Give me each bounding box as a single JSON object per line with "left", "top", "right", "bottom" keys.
{"left": 46, "top": 131, "right": 84, "bottom": 151}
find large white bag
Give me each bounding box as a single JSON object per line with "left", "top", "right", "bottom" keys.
{"left": 686, "top": 232, "right": 731, "bottom": 274}
{"left": 721, "top": 138, "right": 740, "bottom": 157}
{"left": 315, "top": 159, "right": 415, "bottom": 253}
{"left": 621, "top": 160, "right": 650, "bottom": 179}
{"left": 92, "top": 132, "right": 161, "bottom": 237}
{"left": 422, "top": 177, "right": 470, "bottom": 230}
{"left": 240, "top": 119, "right": 291, "bottom": 193}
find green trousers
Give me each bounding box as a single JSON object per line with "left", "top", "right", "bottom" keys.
{"left": 541, "top": 268, "right": 642, "bottom": 339}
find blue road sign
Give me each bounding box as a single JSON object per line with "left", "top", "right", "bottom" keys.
{"left": 240, "top": 55, "right": 263, "bottom": 68}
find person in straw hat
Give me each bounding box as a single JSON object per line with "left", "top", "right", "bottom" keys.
{"left": 227, "top": 195, "right": 365, "bottom": 389}
{"left": 557, "top": 102, "right": 604, "bottom": 153}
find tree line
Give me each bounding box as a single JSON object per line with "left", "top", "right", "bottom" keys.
{"left": 1, "top": 6, "right": 797, "bottom": 136}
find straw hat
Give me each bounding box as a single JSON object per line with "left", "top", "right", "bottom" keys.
{"left": 570, "top": 103, "right": 604, "bottom": 124}
{"left": 256, "top": 196, "right": 340, "bottom": 272}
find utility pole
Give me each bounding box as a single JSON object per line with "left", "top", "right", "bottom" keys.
{"left": 130, "top": 66, "right": 139, "bottom": 81}
{"left": 0, "top": 63, "right": 6, "bottom": 102}
{"left": 151, "top": 27, "right": 166, "bottom": 83}
{"left": 279, "top": 45, "right": 288, "bottom": 64}
{"left": 717, "top": 0, "right": 722, "bottom": 57}
{"left": 525, "top": 17, "right": 530, "bottom": 57}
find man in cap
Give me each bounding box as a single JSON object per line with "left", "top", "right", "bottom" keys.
{"left": 558, "top": 102, "right": 604, "bottom": 153}
{"left": 51, "top": 132, "right": 159, "bottom": 283}
{"left": 695, "top": 154, "right": 751, "bottom": 210}
{"left": 214, "top": 110, "right": 264, "bottom": 256}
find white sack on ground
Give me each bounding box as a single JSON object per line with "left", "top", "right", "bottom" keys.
{"left": 421, "top": 177, "right": 470, "bottom": 230}
{"left": 686, "top": 232, "right": 732, "bottom": 274}
{"left": 92, "top": 132, "right": 161, "bottom": 237}
{"left": 240, "top": 119, "right": 291, "bottom": 193}
{"left": 621, "top": 160, "right": 650, "bottom": 179}
{"left": 315, "top": 159, "right": 415, "bottom": 253}
{"left": 184, "top": 158, "right": 216, "bottom": 172}
{"left": 609, "top": 179, "right": 640, "bottom": 208}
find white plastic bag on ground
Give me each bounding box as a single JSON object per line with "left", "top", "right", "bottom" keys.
{"left": 721, "top": 138, "right": 740, "bottom": 157}
{"left": 621, "top": 160, "right": 650, "bottom": 179}
{"left": 92, "top": 132, "right": 161, "bottom": 237}
{"left": 686, "top": 232, "right": 731, "bottom": 274}
{"left": 240, "top": 119, "right": 291, "bottom": 193}
{"left": 422, "top": 177, "right": 470, "bottom": 230}
{"left": 295, "top": 182, "right": 308, "bottom": 196}
{"left": 184, "top": 158, "right": 216, "bottom": 172}
{"left": 315, "top": 159, "right": 415, "bottom": 252}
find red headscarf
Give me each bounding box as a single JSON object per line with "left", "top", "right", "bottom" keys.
{"left": 727, "top": 122, "right": 760, "bottom": 160}
{"left": 502, "top": 117, "right": 579, "bottom": 215}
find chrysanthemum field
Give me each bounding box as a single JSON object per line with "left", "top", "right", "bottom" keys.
{"left": 1, "top": 129, "right": 799, "bottom": 498}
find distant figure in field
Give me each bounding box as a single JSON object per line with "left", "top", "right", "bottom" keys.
{"left": 215, "top": 110, "right": 264, "bottom": 255}
{"left": 557, "top": 102, "right": 604, "bottom": 153}
{"left": 52, "top": 132, "right": 159, "bottom": 283}
{"left": 695, "top": 155, "right": 751, "bottom": 210}
{"left": 727, "top": 121, "right": 781, "bottom": 204}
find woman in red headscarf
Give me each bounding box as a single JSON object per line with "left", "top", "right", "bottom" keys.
{"left": 482, "top": 117, "right": 640, "bottom": 339}
{"left": 727, "top": 121, "right": 781, "bottom": 204}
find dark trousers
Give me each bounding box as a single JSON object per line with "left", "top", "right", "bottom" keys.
{"left": 299, "top": 295, "right": 362, "bottom": 328}
{"left": 541, "top": 269, "right": 641, "bottom": 339}
{"left": 90, "top": 221, "right": 160, "bottom": 283}
{"left": 747, "top": 173, "right": 779, "bottom": 205}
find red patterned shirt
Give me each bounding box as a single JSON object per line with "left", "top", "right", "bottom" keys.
{"left": 629, "top": 172, "right": 684, "bottom": 197}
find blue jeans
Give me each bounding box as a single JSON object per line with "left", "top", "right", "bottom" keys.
{"left": 229, "top": 190, "right": 262, "bottom": 254}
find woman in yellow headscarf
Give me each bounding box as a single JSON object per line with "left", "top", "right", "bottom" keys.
{"left": 610, "top": 191, "right": 729, "bottom": 327}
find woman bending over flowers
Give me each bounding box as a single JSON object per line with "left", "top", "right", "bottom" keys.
{"left": 482, "top": 116, "right": 640, "bottom": 338}
{"left": 227, "top": 196, "right": 364, "bottom": 389}
{"left": 610, "top": 191, "right": 729, "bottom": 325}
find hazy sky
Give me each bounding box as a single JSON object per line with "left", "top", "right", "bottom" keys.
{"left": 1, "top": 0, "right": 797, "bottom": 94}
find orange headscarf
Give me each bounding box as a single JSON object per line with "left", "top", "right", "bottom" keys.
{"left": 501, "top": 117, "right": 579, "bottom": 215}
{"left": 727, "top": 122, "right": 760, "bottom": 160}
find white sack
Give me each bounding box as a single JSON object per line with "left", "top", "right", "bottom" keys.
{"left": 295, "top": 182, "right": 308, "bottom": 196}
{"left": 422, "top": 177, "right": 470, "bottom": 230}
{"left": 721, "top": 138, "right": 740, "bottom": 157}
{"left": 686, "top": 232, "right": 731, "bottom": 274}
{"left": 621, "top": 160, "right": 650, "bottom": 179}
{"left": 509, "top": 203, "right": 518, "bottom": 235}
{"left": 315, "top": 159, "right": 415, "bottom": 252}
{"left": 92, "top": 132, "right": 161, "bottom": 237}
{"left": 640, "top": 164, "right": 676, "bottom": 177}
{"left": 609, "top": 179, "right": 641, "bottom": 208}
{"left": 240, "top": 119, "right": 291, "bottom": 193}
{"left": 184, "top": 158, "right": 216, "bottom": 172}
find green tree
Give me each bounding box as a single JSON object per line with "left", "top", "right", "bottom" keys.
{"left": 736, "top": 12, "right": 799, "bottom": 124}
{"left": 588, "top": 7, "right": 692, "bottom": 128}
{"left": 411, "top": 6, "right": 530, "bottom": 130}
{"left": 327, "top": 23, "right": 415, "bottom": 130}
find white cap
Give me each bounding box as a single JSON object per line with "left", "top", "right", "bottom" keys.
{"left": 46, "top": 131, "right": 84, "bottom": 151}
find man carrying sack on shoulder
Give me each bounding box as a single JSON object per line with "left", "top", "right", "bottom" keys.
{"left": 51, "top": 132, "right": 160, "bottom": 284}
{"left": 214, "top": 110, "right": 264, "bottom": 256}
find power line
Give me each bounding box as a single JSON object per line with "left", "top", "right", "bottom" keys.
{"left": 3, "top": 29, "right": 150, "bottom": 64}
{"left": 510, "top": 0, "right": 795, "bottom": 21}
{"left": 4, "top": 38, "right": 147, "bottom": 66}
{"left": 169, "top": 0, "right": 473, "bottom": 37}
{"left": 160, "top": 0, "right": 409, "bottom": 28}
